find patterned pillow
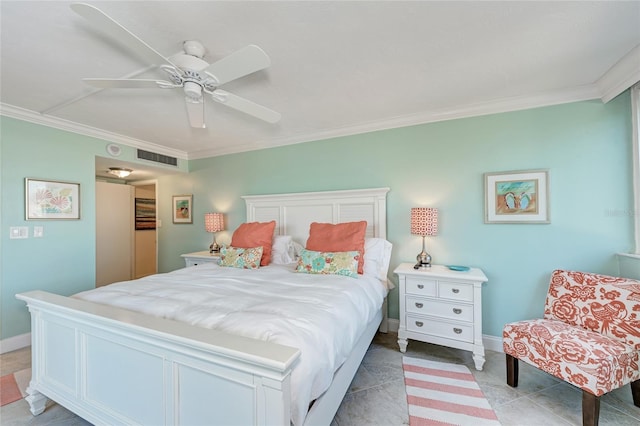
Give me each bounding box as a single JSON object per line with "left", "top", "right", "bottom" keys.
{"left": 230, "top": 221, "right": 276, "bottom": 266}
{"left": 295, "top": 249, "right": 359, "bottom": 278}
{"left": 220, "top": 246, "right": 263, "bottom": 269}
{"left": 306, "top": 221, "right": 367, "bottom": 274}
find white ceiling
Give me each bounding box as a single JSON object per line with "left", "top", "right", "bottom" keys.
{"left": 2, "top": 1, "right": 639, "bottom": 161}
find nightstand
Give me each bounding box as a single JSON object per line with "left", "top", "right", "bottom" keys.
{"left": 181, "top": 251, "right": 221, "bottom": 267}
{"left": 394, "top": 263, "right": 488, "bottom": 370}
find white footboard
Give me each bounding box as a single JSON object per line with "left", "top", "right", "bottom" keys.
{"left": 17, "top": 291, "right": 300, "bottom": 426}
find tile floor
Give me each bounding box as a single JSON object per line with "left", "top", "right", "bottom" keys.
{"left": 1, "top": 332, "right": 639, "bottom": 425}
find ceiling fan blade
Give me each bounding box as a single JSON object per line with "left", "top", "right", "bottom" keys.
{"left": 185, "top": 98, "right": 206, "bottom": 128}
{"left": 212, "top": 90, "right": 281, "bottom": 123}
{"left": 204, "top": 45, "right": 271, "bottom": 86}
{"left": 71, "top": 3, "right": 178, "bottom": 68}
{"left": 83, "top": 78, "right": 173, "bottom": 89}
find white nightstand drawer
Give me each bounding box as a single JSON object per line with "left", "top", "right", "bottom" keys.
{"left": 406, "top": 277, "right": 437, "bottom": 297}
{"left": 438, "top": 281, "right": 473, "bottom": 302}
{"left": 395, "top": 263, "right": 487, "bottom": 370}
{"left": 406, "top": 296, "right": 473, "bottom": 322}
{"left": 406, "top": 315, "right": 473, "bottom": 343}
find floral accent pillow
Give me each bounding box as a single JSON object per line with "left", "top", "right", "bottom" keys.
{"left": 220, "top": 246, "right": 263, "bottom": 269}
{"left": 306, "top": 221, "right": 367, "bottom": 274}
{"left": 295, "top": 249, "right": 359, "bottom": 278}
{"left": 230, "top": 221, "right": 276, "bottom": 266}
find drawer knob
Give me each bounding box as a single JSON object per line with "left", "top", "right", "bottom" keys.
{"left": 452, "top": 288, "right": 460, "bottom": 294}
{"left": 453, "top": 308, "right": 462, "bottom": 314}
{"left": 417, "top": 284, "right": 424, "bottom": 289}
{"left": 453, "top": 328, "right": 462, "bottom": 334}
{"left": 415, "top": 321, "right": 424, "bottom": 327}
{"left": 415, "top": 302, "right": 424, "bottom": 309}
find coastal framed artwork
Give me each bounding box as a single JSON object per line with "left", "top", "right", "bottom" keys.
{"left": 25, "top": 178, "right": 81, "bottom": 220}
{"left": 172, "top": 194, "right": 193, "bottom": 224}
{"left": 484, "top": 170, "right": 549, "bottom": 224}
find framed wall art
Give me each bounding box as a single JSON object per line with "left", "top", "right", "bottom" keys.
{"left": 484, "top": 169, "right": 549, "bottom": 224}
{"left": 172, "top": 194, "right": 193, "bottom": 224}
{"left": 25, "top": 178, "right": 81, "bottom": 220}
{"left": 135, "top": 198, "right": 156, "bottom": 230}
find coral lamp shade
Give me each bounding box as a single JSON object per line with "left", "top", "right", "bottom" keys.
{"left": 410, "top": 207, "right": 438, "bottom": 236}
{"left": 204, "top": 213, "right": 224, "bottom": 233}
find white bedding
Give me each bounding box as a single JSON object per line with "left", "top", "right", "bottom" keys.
{"left": 74, "top": 263, "right": 387, "bottom": 425}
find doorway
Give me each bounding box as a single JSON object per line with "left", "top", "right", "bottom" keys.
{"left": 95, "top": 156, "right": 167, "bottom": 287}
{"left": 132, "top": 183, "right": 157, "bottom": 278}
{"left": 95, "top": 180, "right": 134, "bottom": 286}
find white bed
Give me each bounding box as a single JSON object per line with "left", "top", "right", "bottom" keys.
{"left": 17, "top": 187, "right": 391, "bottom": 426}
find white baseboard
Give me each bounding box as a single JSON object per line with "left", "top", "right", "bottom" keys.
{"left": 483, "top": 334, "right": 504, "bottom": 353}
{"left": 387, "top": 318, "right": 400, "bottom": 332}
{"left": 0, "top": 333, "right": 31, "bottom": 354}
{"left": 383, "top": 319, "right": 503, "bottom": 353}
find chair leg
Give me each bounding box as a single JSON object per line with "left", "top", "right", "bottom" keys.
{"left": 506, "top": 353, "right": 518, "bottom": 387}
{"left": 582, "top": 391, "right": 600, "bottom": 426}
{"left": 631, "top": 379, "right": 640, "bottom": 407}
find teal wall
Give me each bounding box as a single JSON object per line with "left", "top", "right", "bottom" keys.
{"left": 1, "top": 92, "right": 634, "bottom": 342}
{"left": 0, "top": 117, "right": 187, "bottom": 339}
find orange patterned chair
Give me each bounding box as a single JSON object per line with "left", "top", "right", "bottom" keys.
{"left": 503, "top": 270, "right": 640, "bottom": 426}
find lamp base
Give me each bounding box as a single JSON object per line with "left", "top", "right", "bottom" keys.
{"left": 414, "top": 251, "right": 432, "bottom": 269}
{"left": 210, "top": 241, "right": 220, "bottom": 254}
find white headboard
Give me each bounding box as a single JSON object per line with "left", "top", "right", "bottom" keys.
{"left": 243, "top": 188, "right": 390, "bottom": 246}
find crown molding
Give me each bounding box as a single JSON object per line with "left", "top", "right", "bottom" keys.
{"left": 165, "top": 46, "right": 640, "bottom": 160}
{"left": 598, "top": 44, "right": 640, "bottom": 103}
{"left": 0, "top": 103, "right": 189, "bottom": 160}
{"left": 188, "top": 84, "right": 601, "bottom": 159}
{"left": 4, "top": 45, "right": 637, "bottom": 162}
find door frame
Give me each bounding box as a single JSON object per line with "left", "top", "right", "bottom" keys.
{"left": 131, "top": 179, "right": 159, "bottom": 276}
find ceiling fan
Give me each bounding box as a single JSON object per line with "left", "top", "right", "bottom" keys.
{"left": 71, "top": 3, "right": 281, "bottom": 129}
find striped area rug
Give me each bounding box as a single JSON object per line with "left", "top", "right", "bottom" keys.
{"left": 0, "top": 368, "right": 30, "bottom": 407}
{"left": 402, "top": 356, "right": 501, "bottom": 426}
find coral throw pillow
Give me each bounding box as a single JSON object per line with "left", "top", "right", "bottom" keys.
{"left": 231, "top": 221, "right": 276, "bottom": 266}
{"left": 306, "top": 221, "right": 367, "bottom": 274}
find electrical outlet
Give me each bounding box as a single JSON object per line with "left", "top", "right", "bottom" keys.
{"left": 34, "top": 226, "right": 44, "bottom": 238}
{"left": 10, "top": 227, "right": 28, "bottom": 239}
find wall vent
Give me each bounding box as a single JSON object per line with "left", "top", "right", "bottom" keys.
{"left": 137, "top": 149, "right": 178, "bottom": 166}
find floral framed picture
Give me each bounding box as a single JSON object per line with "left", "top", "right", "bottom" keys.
{"left": 172, "top": 194, "right": 193, "bottom": 224}
{"left": 25, "top": 178, "right": 81, "bottom": 220}
{"left": 484, "top": 170, "right": 549, "bottom": 224}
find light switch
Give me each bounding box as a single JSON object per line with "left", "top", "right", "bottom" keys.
{"left": 10, "top": 227, "right": 28, "bottom": 239}
{"left": 34, "top": 226, "right": 44, "bottom": 238}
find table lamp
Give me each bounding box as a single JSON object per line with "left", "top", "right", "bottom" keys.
{"left": 204, "top": 212, "right": 224, "bottom": 253}
{"left": 410, "top": 207, "right": 438, "bottom": 269}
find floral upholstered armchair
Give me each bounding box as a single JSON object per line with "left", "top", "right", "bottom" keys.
{"left": 503, "top": 270, "right": 640, "bottom": 426}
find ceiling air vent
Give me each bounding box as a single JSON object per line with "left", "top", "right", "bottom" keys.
{"left": 137, "top": 149, "right": 178, "bottom": 166}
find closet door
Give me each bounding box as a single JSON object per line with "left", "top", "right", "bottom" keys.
{"left": 96, "top": 181, "right": 134, "bottom": 287}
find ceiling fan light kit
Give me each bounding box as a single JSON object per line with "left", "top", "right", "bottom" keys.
{"left": 71, "top": 3, "right": 281, "bottom": 129}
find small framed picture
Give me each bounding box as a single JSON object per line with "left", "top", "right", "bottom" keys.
{"left": 135, "top": 198, "right": 156, "bottom": 230}
{"left": 484, "top": 170, "right": 549, "bottom": 224}
{"left": 172, "top": 195, "right": 193, "bottom": 224}
{"left": 25, "top": 178, "right": 81, "bottom": 220}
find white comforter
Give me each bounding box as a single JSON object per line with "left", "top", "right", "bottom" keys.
{"left": 74, "top": 263, "right": 386, "bottom": 425}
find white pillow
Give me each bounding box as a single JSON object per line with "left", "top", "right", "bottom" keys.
{"left": 363, "top": 237, "right": 393, "bottom": 288}
{"left": 291, "top": 241, "right": 305, "bottom": 258}
{"left": 271, "top": 235, "right": 295, "bottom": 264}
